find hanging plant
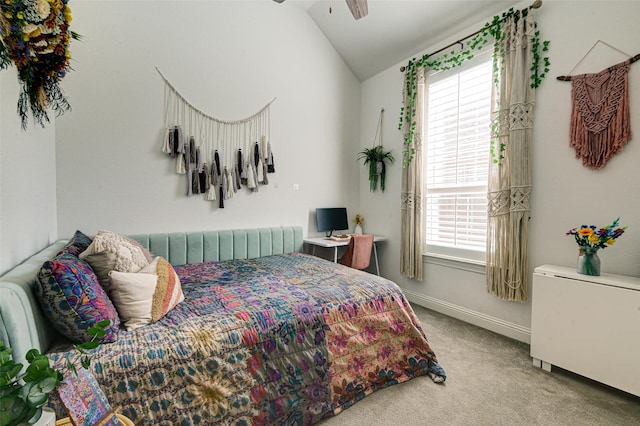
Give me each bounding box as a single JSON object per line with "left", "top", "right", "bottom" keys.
{"left": 358, "top": 145, "right": 394, "bottom": 192}
{"left": 359, "top": 108, "right": 394, "bottom": 192}
{"left": 0, "top": 0, "right": 79, "bottom": 129}
{"left": 399, "top": 5, "right": 550, "bottom": 167}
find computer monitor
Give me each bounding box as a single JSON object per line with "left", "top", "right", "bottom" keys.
{"left": 316, "top": 207, "right": 349, "bottom": 237}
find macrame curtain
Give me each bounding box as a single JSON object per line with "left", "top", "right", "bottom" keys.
{"left": 486, "top": 13, "right": 536, "bottom": 302}
{"left": 400, "top": 67, "right": 425, "bottom": 281}
{"left": 157, "top": 68, "right": 275, "bottom": 207}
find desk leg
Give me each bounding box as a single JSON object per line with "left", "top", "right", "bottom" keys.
{"left": 334, "top": 247, "right": 338, "bottom": 263}
{"left": 373, "top": 243, "right": 380, "bottom": 276}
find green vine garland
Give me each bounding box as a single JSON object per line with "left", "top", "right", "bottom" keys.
{"left": 399, "top": 8, "right": 550, "bottom": 167}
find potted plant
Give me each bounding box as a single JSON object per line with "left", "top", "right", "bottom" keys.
{"left": 0, "top": 321, "right": 109, "bottom": 426}
{"left": 357, "top": 145, "right": 394, "bottom": 192}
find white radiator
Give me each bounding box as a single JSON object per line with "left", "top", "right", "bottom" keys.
{"left": 530, "top": 264, "right": 640, "bottom": 397}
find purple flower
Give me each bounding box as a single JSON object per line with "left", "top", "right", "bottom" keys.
{"left": 363, "top": 325, "right": 377, "bottom": 340}
{"left": 352, "top": 356, "right": 365, "bottom": 372}
{"left": 294, "top": 302, "right": 316, "bottom": 321}
{"left": 267, "top": 367, "right": 281, "bottom": 383}
{"left": 389, "top": 318, "right": 405, "bottom": 334}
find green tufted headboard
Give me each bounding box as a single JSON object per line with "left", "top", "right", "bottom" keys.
{"left": 128, "top": 226, "right": 303, "bottom": 265}
{"left": 0, "top": 226, "right": 303, "bottom": 366}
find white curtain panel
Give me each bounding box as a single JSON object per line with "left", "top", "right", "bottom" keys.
{"left": 401, "top": 67, "right": 425, "bottom": 281}
{"left": 486, "top": 13, "right": 536, "bottom": 302}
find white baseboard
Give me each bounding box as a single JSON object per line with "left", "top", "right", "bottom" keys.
{"left": 404, "top": 289, "right": 531, "bottom": 344}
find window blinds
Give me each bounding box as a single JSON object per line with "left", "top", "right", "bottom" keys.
{"left": 425, "top": 59, "right": 492, "bottom": 252}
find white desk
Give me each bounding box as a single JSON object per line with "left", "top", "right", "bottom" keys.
{"left": 303, "top": 235, "right": 387, "bottom": 276}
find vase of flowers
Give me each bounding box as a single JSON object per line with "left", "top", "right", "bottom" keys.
{"left": 566, "top": 217, "right": 627, "bottom": 276}
{"left": 353, "top": 213, "right": 364, "bottom": 234}
{"left": 576, "top": 246, "right": 601, "bottom": 276}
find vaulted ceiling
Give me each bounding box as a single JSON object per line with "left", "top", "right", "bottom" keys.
{"left": 286, "top": 0, "right": 516, "bottom": 81}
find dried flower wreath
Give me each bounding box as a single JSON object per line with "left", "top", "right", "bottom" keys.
{"left": 0, "top": 0, "right": 78, "bottom": 129}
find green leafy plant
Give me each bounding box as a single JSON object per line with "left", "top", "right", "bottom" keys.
{"left": 357, "top": 145, "right": 394, "bottom": 192}
{"left": 0, "top": 320, "right": 109, "bottom": 426}
{"left": 399, "top": 7, "right": 550, "bottom": 167}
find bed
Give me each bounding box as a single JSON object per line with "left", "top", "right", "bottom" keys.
{"left": 0, "top": 226, "right": 445, "bottom": 425}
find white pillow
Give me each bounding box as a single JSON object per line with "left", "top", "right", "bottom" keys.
{"left": 108, "top": 257, "right": 184, "bottom": 330}
{"left": 80, "top": 230, "right": 151, "bottom": 273}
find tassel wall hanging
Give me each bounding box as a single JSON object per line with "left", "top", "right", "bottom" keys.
{"left": 157, "top": 67, "right": 276, "bottom": 207}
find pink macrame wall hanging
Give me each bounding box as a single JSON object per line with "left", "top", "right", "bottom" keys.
{"left": 558, "top": 46, "right": 639, "bottom": 169}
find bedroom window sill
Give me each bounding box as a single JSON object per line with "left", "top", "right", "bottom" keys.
{"left": 422, "top": 252, "right": 486, "bottom": 275}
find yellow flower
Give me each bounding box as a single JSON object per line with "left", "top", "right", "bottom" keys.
{"left": 607, "top": 238, "right": 615, "bottom": 245}
{"left": 588, "top": 234, "right": 599, "bottom": 244}
{"left": 22, "top": 24, "right": 41, "bottom": 37}
{"left": 186, "top": 370, "right": 233, "bottom": 417}
{"left": 185, "top": 365, "right": 253, "bottom": 418}
{"left": 64, "top": 5, "right": 72, "bottom": 23}
{"left": 189, "top": 327, "right": 222, "bottom": 356}
{"left": 578, "top": 228, "right": 593, "bottom": 237}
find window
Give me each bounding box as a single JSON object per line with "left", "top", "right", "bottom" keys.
{"left": 423, "top": 54, "right": 492, "bottom": 263}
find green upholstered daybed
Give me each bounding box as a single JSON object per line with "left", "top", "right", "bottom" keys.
{"left": 0, "top": 225, "right": 445, "bottom": 425}
{"left": 0, "top": 226, "right": 303, "bottom": 366}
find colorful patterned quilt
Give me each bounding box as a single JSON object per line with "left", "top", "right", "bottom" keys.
{"left": 49, "top": 253, "right": 445, "bottom": 425}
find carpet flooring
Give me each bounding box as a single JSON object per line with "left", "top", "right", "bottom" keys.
{"left": 318, "top": 304, "right": 640, "bottom": 426}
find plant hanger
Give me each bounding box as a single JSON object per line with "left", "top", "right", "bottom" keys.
{"left": 373, "top": 107, "right": 384, "bottom": 147}
{"left": 358, "top": 108, "right": 394, "bottom": 192}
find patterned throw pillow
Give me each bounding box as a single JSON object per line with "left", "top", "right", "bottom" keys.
{"left": 34, "top": 253, "right": 120, "bottom": 343}
{"left": 108, "top": 257, "right": 184, "bottom": 330}
{"left": 57, "top": 230, "right": 93, "bottom": 257}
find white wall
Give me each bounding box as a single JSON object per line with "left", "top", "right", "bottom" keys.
{"left": 360, "top": 0, "right": 640, "bottom": 338}
{"left": 5, "top": 0, "right": 637, "bottom": 340}
{"left": 0, "top": 69, "right": 58, "bottom": 274}
{"left": 55, "top": 1, "right": 361, "bottom": 239}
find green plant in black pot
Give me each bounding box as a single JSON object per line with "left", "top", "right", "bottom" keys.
{"left": 0, "top": 320, "right": 109, "bottom": 426}
{"left": 357, "top": 145, "right": 394, "bottom": 192}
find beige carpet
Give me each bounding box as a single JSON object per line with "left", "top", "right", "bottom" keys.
{"left": 318, "top": 304, "right": 640, "bottom": 426}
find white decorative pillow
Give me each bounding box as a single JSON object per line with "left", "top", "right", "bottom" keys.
{"left": 80, "top": 230, "right": 152, "bottom": 292}
{"left": 80, "top": 230, "right": 151, "bottom": 271}
{"left": 108, "top": 256, "right": 184, "bottom": 330}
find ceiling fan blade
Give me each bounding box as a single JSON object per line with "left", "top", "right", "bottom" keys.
{"left": 345, "top": 0, "right": 368, "bottom": 20}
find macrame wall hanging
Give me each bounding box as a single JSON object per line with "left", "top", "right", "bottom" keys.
{"left": 156, "top": 68, "right": 276, "bottom": 208}
{"left": 557, "top": 41, "right": 640, "bottom": 169}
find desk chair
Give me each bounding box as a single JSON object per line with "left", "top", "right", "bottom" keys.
{"left": 338, "top": 234, "right": 374, "bottom": 270}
